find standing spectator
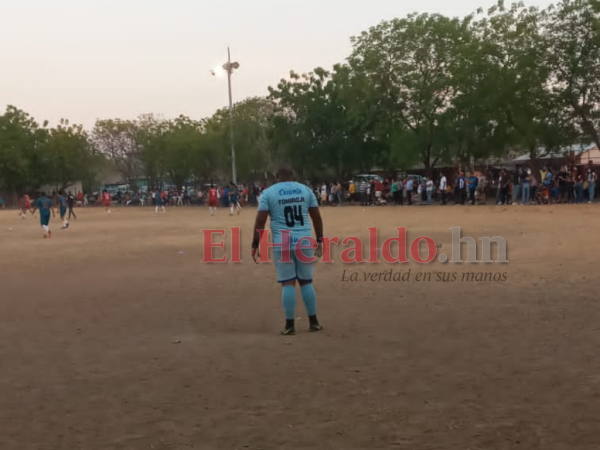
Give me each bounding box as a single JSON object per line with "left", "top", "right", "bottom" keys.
{"left": 567, "top": 168, "right": 575, "bottom": 203}
{"left": 426, "top": 177, "right": 434, "bottom": 205}
{"left": 558, "top": 166, "right": 568, "bottom": 203}
{"left": 543, "top": 167, "right": 553, "bottom": 194}
{"left": 496, "top": 171, "right": 503, "bottom": 204}
{"left": 521, "top": 167, "right": 531, "bottom": 205}
{"left": 513, "top": 165, "right": 522, "bottom": 205}
{"left": 478, "top": 171, "right": 487, "bottom": 203}
{"left": 349, "top": 181, "right": 356, "bottom": 204}
{"left": 586, "top": 161, "right": 597, "bottom": 203}
{"left": 336, "top": 181, "right": 343, "bottom": 206}
{"left": 468, "top": 173, "right": 478, "bottom": 205}
{"left": 455, "top": 171, "right": 466, "bottom": 205}
{"left": 575, "top": 173, "right": 585, "bottom": 203}
{"left": 359, "top": 179, "right": 368, "bottom": 206}
{"left": 329, "top": 183, "right": 335, "bottom": 205}
{"left": 530, "top": 174, "right": 538, "bottom": 202}
{"left": 501, "top": 169, "right": 511, "bottom": 205}
{"left": 406, "top": 178, "right": 414, "bottom": 206}
{"left": 321, "top": 183, "right": 327, "bottom": 205}
{"left": 439, "top": 174, "right": 447, "bottom": 205}
{"left": 397, "top": 178, "right": 404, "bottom": 205}
{"left": 391, "top": 179, "right": 399, "bottom": 205}
{"left": 374, "top": 178, "right": 383, "bottom": 204}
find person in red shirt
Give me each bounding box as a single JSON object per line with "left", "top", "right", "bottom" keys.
{"left": 19, "top": 194, "right": 32, "bottom": 219}
{"left": 102, "top": 190, "right": 111, "bottom": 214}
{"left": 375, "top": 179, "right": 383, "bottom": 203}
{"left": 208, "top": 185, "right": 218, "bottom": 216}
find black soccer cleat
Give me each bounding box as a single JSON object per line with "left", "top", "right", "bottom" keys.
{"left": 309, "top": 323, "right": 324, "bottom": 332}
{"left": 281, "top": 326, "right": 296, "bottom": 336}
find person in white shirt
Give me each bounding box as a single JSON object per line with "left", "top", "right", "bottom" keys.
{"left": 426, "top": 178, "right": 434, "bottom": 204}
{"left": 439, "top": 175, "right": 447, "bottom": 205}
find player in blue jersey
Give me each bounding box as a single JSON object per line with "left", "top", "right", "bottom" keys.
{"left": 31, "top": 192, "right": 55, "bottom": 238}
{"left": 251, "top": 164, "right": 324, "bottom": 335}
{"left": 57, "top": 190, "right": 69, "bottom": 229}
{"left": 228, "top": 182, "right": 241, "bottom": 216}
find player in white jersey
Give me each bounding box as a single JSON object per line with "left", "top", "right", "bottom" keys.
{"left": 252, "top": 164, "right": 324, "bottom": 335}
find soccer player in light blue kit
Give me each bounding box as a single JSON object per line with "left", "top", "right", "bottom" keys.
{"left": 252, "top": 164, "right": 324, "bottom": 335}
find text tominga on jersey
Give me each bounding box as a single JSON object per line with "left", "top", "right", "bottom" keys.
{"left": 200, "top": 227, "right": 509, "bottom": 264}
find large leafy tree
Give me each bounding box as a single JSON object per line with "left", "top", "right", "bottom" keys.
{"left": 475, "top": 1, "right": 573, "bottom": 158}
{"left": 348, "top": 13, "right": 474, "bottom": 173}
{"left": 546, "top": 0, "right": 600, "bottom": 147}
{"left": 206, "top": 97, "right": 277, "bottom": 181}
{"left": 91, "top": 119, "right": 141, "bottom": 188}
{"left": 269, "top": 67, "right": 383, "bottom": 180}
{"left": 162, "top": 116, "right": 204, "bottom": 189}
{"left": 135, "top": 114, "right": 168, "bottom": 190}
{"left": 0, "top": 105, "right": 48, "bottom": 194}
{"left": 45, "top": 119, "right": 94, "bottom": 191}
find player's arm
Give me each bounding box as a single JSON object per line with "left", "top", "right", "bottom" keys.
{"left": 309, "top": 207, "right": 324, "bottom": 257}
{"left": 251, "top": 211, "right": 269, "bottom": 262}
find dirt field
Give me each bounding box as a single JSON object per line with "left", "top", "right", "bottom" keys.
{"left": 1, "top": 204, "right": 599, "bottom": 450}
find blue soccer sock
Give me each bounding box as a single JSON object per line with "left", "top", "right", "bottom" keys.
{"left": 300, "top": 283, "right": 317, "bottom": 317}
{"left": 282, "top": 285, "right": 296, "bottom": 320}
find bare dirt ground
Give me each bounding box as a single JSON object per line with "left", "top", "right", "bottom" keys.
{"left": 1, "top": 204, "right": 599, "bottom": 450}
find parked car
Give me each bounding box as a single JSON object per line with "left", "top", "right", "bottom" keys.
{"left": 353, "top": 174, "right": 384, "bottom": 185}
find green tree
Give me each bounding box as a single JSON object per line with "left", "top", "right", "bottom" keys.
{"left": 348, "top": 13, "right": 474, "bottom": 174}
{"left": 162, "top": 116, "right": 204, "bottom": 189}
{"left": 269, "top": 68, "right": 382, "bottom": 180}
{"left": 206, "top": 97, "right": 276, "bottom": 181}
{"left": 45, "top": 119, "right": 94, "bottom": 191}
{"left": 136, "top": 114, "right": 168, "bottom": 190}
{"left": 91, "top": 119, "right": 141, "bottom": 188}
{"left": 546, "top": 0, "right": 600, "bottom": 147}
{"left": 0, "top": 105, "right": 48, "bottom": 195}
{"left": 475, "top": 1, "right": 571, "bottom": 159}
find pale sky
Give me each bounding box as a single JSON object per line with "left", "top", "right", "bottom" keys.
{"left": 0, "top": 0, "right": 554, "bottom": 129}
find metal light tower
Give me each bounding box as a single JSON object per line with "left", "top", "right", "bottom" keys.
{"left": 211, "top": 47, "right": 240, "bottom": 184}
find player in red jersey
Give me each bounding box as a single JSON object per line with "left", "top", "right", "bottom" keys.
{"left": 102, "top": 190, "right": 111, "bottom": 214}
{"left": 208, "top": 185, "right": 218, "bottom": 216}
{"left": 19, "top": 194, "right": 32, "bottom": 219}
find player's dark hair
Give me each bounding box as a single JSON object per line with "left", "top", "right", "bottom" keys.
{"left": 277, "top": 164, "right": 294, "bottom": 181}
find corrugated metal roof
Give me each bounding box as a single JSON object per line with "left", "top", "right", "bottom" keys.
{"left": 513, "top": 143, "right": 597, "bottom": 162}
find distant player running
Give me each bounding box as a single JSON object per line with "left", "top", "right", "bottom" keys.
{"left": 31, "top": 192, "right": 55, "bottom": 238}
{"left": 57, "top": 190, "right": 69, "bottom": 229}
{"left": 102, "top": 190, "right": 112, "bottom": 214}
{"left": 67, "top": 191, "right": 77, "bottom": 221}
{"left": 229, "top": 182, "right": 241, "bottom": 216}
{"left": 154, "top": 188, "right": 166, "bottom": 213}
{"left": 19, "top": 194, "right": 32, "bottom": 219}
{"left": 251, "top": 164, "right": 324, "bottom": 335}
{"left": 208, "top": 185, "right": 218, "bottom": 216}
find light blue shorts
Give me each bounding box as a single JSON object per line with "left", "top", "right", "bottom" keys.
{"left": 272, "top": 237, "right": 315, "bottom": 283}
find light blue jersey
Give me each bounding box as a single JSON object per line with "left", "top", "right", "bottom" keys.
{"left": 258, "top": 181, "right": 318, "bottom": 245}
{"left": 259, "top": 181, "right": 319, "bottom": 283}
